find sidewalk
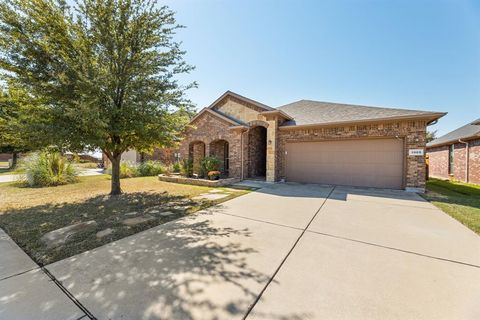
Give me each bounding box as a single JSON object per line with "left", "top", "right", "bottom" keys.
{"left": 0, "top": 168, "right": 105, "bottom": 183}
{"left": 0, "top": 229, "right": 88, "bottom": 320}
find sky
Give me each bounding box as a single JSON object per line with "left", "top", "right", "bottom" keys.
{"left": 163, "top": 0, "right": 480, "bottom": 137}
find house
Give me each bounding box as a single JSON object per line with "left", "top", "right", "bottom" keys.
{"left": 102, "top": 148, "right": 179, "bottom": 167}
{"left": 427, "top": 119, "right": 480, "bottom": 184}
{"left": 179, "top": 91, "right": 445, "bottom": 191}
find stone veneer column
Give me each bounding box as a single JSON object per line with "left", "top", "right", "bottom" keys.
{"left": 265, "top": 117, "right": 278, "bottom": 182}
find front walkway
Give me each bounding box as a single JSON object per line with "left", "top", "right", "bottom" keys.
{"left": 0, "top": 168, "right": 104, "bottom": 183}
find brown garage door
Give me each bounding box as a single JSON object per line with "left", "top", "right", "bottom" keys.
{"left": 285, "top": 138, "right": 404, "bottom": 189}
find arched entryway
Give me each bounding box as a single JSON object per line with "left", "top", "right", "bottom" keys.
{"left": 209, "top": 139, "right": 229, "bottom": 176}
{"left": 188, "top": 141, "right": 205, "bottom": 175}
{"left": 248, "top": 126, "right": 267, "bottom": 178}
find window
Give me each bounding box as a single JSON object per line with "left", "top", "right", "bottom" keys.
{"left": 448, "top": 144, "right": 454, "bottom": 175}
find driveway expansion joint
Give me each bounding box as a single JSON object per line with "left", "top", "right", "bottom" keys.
{"left": 306, "top": 230, "right": 480, "bottom": 269}
{"left": 242, "top": 186, "right": 336, "bottom": 319}
{"left": 42, "top": 266, "right": 97, "bottom": 320}
{"left": 218, "top": 212, "right": 304, "bottom": 231}
{"left": 0, "top": 266, "right": 40, "bottom": 282}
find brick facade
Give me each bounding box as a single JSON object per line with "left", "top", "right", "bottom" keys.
{"left": 0, "top": 153, "right": 12, "bottom": 162}
{"left": 427, "top": 138, "right": 480, "bottom": 184}
{"left": 277, "top": 120, "right": 428, "bottom": 189}
{"left": 179, "top": 111, "right": 243, "bottom": 178}
{"left": 427, "top": 145, "right": 449, "bottom": 179}
{"left": 247, "top": 126, "right": 267, "bottom": 177}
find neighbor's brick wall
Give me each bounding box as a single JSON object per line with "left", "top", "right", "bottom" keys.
{"left": 142, "top": 148, "right": 178, "bottom": 165}
{"left": 427, "top": 145, "right": 449, "bottom": 179}
{"left": 453, "top": 143, "right": 467, "bottom": 182}
{"left": 179, "top": 112, "right": 243, "bottom": 178}
{"left": 0, "top": 153, "right": 11, "bottom": 162}
{"left": 469, "top": 139, "right": 480, "bottom": 184}
{"left": 277, "top": 120, "right": 428, "bottom": 189}
{"left": 428, "top": 138, "right": 480, "bottom": 184}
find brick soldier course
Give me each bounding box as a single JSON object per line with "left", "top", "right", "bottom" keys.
{"left": 180, "top": 91, "right": 446, "bottom": 191}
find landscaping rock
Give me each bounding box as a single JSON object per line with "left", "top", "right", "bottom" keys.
{"left": 192, "top": 193, "right": 229, "bottom": 201}
{"left": 159, "top": 211, "right": 175, "bottom": 217}
{"left": 122, "top": 216, "right": 155, "bottom": 226}
{"left": 41, "top": 220, "right": 98, "bottom": 249}
{"left": 171, "top": 205, "right": 192, "bottom": 212}
{"left": 96, "top": 228, "right": 113, "bottom": 239}
{"left": 124, "top": 211, "right": 138, "bottom": 216}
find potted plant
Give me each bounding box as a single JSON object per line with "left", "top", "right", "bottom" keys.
{"left": 207, "top": 170, "right": 221, "bottom": 180}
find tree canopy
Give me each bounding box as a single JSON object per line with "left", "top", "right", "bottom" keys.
{"left": 0, "top": 80, "right": 49, "bottom": 167}
{"left": 426, "top": 130, "right": 437, "bottom": 143}
{"left": 0, "top": 0, "right": 195, "bottom": 193}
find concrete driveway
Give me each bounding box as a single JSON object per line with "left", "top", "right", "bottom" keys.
{"left": 45, "top": 183, "right": 480, "bottom": 320}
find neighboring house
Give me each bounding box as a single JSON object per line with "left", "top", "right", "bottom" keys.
{"left": 427, "top": 119, "right": 480, "bottom": 184}
{"left": 0, "top": 153, "right": 12, "bottom": 162}
{"left": 180, "top": 91, "right": 445, "bottom": 191}
{"left": 103, "top": 148, "right": 179, "bottom": 167}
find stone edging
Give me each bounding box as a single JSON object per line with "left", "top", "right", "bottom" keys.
{"left": 158, "top": 175, "right": 241, "bottom": 187}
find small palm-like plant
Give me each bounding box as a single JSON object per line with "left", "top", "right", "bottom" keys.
{"left": 24, "top": 151, "right": 78, "bottom": 187}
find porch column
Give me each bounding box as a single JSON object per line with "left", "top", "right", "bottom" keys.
{"left": 265, "top": 117, "right": 278, "bottom": 182}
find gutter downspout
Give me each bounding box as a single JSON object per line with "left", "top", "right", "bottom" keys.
{"left": 458, "top": 139, "right": 469, "bottom": 183}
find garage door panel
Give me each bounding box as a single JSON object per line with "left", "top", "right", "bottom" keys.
{"left": 285, "top": 139, "right": 404, "bottom": 189}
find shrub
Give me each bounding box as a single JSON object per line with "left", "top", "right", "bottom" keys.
{"left": 119, "top": 161, "right": 136, "bottom": 178}
{"left": 181, "top": 158, "right": 193, "bottom": 177}
{"left": 173, "top": 162, "right": 181, "bottom": 173}
{"left": 106, "top": 161, "right": 136, "bottom": 178}
{"left": 136, "top": 160, "right": 164, "bottom": 177}
{"left": 200, "top": 156, "right": 221, "bottom": 177}
{"left": 207, "top": 170, "right": 221, "bottom": 180}
{"left": 23, "top": 151, "right": 78, "bottom": 187}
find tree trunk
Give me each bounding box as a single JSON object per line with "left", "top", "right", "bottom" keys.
{"left": 11, "top": 152, "right": 18, "bottom": 169}
{"left": 110, "top": 155, "right": 122, "bottom": 195}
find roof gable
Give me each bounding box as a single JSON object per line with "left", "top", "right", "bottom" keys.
{"left": 208, "top": 91, "right": 274, "bottom": 112}
{"left": 189, "top": 108, "right": 245, "bottom": 127}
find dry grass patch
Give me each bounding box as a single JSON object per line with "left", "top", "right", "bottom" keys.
{"left": 0, "top": 175, "right": 249, "bottom": 265}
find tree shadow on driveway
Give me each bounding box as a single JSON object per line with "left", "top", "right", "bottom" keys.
{"left": 45, "top": 208, "right": 307, "bottom": 320}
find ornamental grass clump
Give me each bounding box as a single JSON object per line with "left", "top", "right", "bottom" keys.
{"left": 23, "top": 151, "right": 78, "bottom": 187}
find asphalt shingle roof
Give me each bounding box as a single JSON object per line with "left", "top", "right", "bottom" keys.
{"left": 278, "top": 100, "right": 443, "bottom": 126}
{"left": 427, "top": 118, "right": 480, "bottom": 147}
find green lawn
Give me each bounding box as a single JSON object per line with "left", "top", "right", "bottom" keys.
{"left": 0, "top": 175, "right": 250, "bottom": 265}
{"left": 422, "top": 178, "right": 480, "bottom": 235}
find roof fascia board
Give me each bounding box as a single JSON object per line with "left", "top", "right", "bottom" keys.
{"left": 279, "top": 112, "right": 447, "bottom": 130}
